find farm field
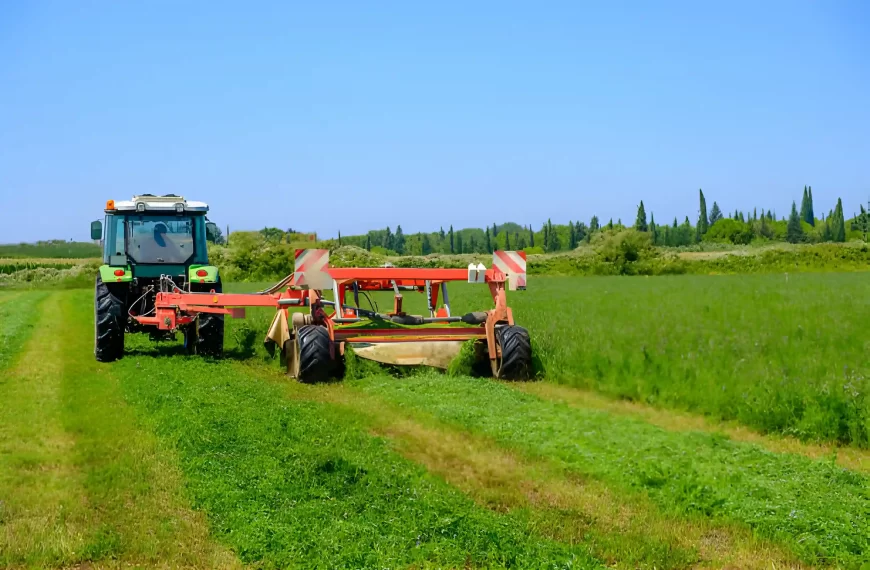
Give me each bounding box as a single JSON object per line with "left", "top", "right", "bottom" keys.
{"left": 1, "top": 273, "right": 869, "bottom": 568}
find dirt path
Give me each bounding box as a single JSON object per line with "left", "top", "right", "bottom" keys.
{"left": 515, "top": 382, "right": 870, "bottom": 473}
{"left": 0, "top": 291, "right": 240, "bottom": 569}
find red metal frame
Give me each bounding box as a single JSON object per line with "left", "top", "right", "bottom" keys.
{"left": 135, "top": 265, "right": 514, "bottom": 373}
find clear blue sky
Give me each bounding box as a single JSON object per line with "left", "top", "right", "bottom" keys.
{"left": 1, "top": 0, "right": 868, "bottom": 243}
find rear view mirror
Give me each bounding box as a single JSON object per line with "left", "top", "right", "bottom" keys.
{"left": 90, "top": 220, "right": 102, "bottom": 241}
{"left": 206, "top": 222, "right": 218, "bottom": 243}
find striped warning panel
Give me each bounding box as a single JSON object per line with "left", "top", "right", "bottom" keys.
{"left": 294, "top": 249, "right": 331, "bottom": 289}
{"left": 493, "top": 250, "right": 527, "bottom": 290}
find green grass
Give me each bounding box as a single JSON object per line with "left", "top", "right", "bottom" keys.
{"left": 232, "top": 272, "right": 870, "bottom": 448}
{"left": 0, "top": 290, "right": 46, "bottom": 369}
{"left": 0, "top": 290, "right": 239, "bottom": 568}
{"left": 513, "top": 274, "right": 870, "bottom": 447}
{"left": 110, "top": 334, "right": 602, "bottom": 569}
{"left": 351, "top": 373, "right": 870, "bottom": 567}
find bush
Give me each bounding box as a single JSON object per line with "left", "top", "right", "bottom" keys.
{"left": 704, "top": 219, "right": 753, "bottom": 245}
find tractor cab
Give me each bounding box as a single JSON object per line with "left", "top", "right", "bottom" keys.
{"left": 91, "top": 194, "right": 219, "bottom": 281}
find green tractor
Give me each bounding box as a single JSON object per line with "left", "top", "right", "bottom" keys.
{"left": 90, "top": 194, "right": 224, "bottom": 362}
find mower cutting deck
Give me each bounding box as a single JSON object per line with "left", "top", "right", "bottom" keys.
{"left": 129, "top": 248, "right": 531, "bottom": 383}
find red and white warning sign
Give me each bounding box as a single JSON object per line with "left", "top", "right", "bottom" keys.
{"left": 294, "top": 249, "right": 331, "bottom": 289}
{"left": 493, "top": 250, "right": 527, "bottom": 290}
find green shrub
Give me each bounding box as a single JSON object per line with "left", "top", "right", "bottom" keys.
{"left": 704, "top": 219, "right": 753, "bottom": 245}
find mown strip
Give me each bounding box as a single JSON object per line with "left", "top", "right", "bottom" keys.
{"left": 351, "top": 373, "right": 870, "bottom": 567}
{"left": 0, "top": 290, "right": 45, "bottom": 369}
{"left": 516, "top": 381, "right": 870, "bottom": 474}
{"left": 112, "top": 339, "right": 602, "bottom": 569}
{"left": 251, "top": 368, "right": 804, "bottom": 570}
{"left": 0, "top": 291, "right": 239, "bottom": 568}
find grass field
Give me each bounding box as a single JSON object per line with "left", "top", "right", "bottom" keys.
{"left": 1, "top": 272, "right": 869, "bottom": 568}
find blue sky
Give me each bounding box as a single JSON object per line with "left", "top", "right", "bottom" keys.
{"left": 1, "top": 0, "right": 868, "bottom": 242}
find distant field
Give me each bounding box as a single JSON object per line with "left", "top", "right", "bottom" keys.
{"left": 0, "top": 258, "right": 95, "bottom": 275}
{"left": 0, "top": 240, "right": 100, "bottom": 259}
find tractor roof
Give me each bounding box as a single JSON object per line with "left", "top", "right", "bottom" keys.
{"left": 106, "top": 194, "right": 208, "bottom": 213}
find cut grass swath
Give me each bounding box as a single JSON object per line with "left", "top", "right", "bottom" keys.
{"left": 352, "top": 373, "right": 870, "bottom": 567}
{"left": 0, "top": 291, "right": 240, "bottom": 568}
{"left": 112, "top": 334, "right": 602, "bottom": 569}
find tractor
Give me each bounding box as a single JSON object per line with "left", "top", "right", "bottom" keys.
{"left": 90, "top": 194, "right": 224, "bottom": 362}
{"left": 89, "top": 195, "right": 533, "bottom": 382}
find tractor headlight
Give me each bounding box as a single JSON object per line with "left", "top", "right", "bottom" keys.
{"left": 136, "top": 202, "right": 146, "bottom": 212}
{"left": 175, "top": 203, "right": 184, "bottom": 213}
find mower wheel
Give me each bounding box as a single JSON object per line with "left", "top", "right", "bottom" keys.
{"left": 183, "top": 322, "right": 199, "bottom": 355}
{"left": 494, "top": 325, "right": 532, "bottom": 380}
{"left": 296, "top": 325, "right": 334, "bottom": 383}
{"left": 193, "top": 280, "right": 224, "bottom": 357}
{"left": 94, "top": 274, "right": 126, "bottom": 362}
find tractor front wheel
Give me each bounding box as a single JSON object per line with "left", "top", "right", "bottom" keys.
{"left": 193, "top": 280, "right": 224, "bottom": 357}
{"left": 295, "top": 325, "right": 334, "bottom": 383}
{"left": 493, "top": 325, "right": 532, "bottom": 380}
{"left": 94, "top": 274, "right": 126, "bottom": 362}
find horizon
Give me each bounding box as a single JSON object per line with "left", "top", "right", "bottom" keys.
{"left": 1, "top": 1, "right": 868, "bottom": 243}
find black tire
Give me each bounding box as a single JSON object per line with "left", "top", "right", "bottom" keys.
{"left": 95, "top": 274, "right": 127, "bottom": 362}
{"left": 296, "top": 325, "right": 333, "bottom": 383}
{"left": 494, "top": 325, "right": 532, "bottom": 380}
{"left": 193, "top": 279, "right": 224, "bottom": 357}
{"left": 183, "top": 321, "right": 199, "bottom": 355}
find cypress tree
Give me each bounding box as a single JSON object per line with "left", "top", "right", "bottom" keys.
{"left": 698, "top": 189, "right": 709, "bottom": 234}
{"left": 338, "top": 230, "right": 342, "bottom": 246}
{"left": 492, "top": 223, "right": 498, "bottom": 238}
{"left": 448, "top": 225, "right": 454, "bottom": 253}
{"left": 485, "top": 228, "right": 492, "bottom": 253}
{"left": 835, "top": 198, "right": 846, "bottom": 242}
{"left": 568, "top": 221, "right": 577, "bottom": 249}
{"left": 635, "top": 201, "right": 648, "bottom": 231}
{"left": 395, "top": 226, "right": 406, "bottom": 254}
{"left": 650, "top": 213, "right": 658, "bottom": 245}
{"left": 505, "top": 232, "right": 511, "bottom": 250}
{"left": 787, "top": 201, "right": 804, "bottom": 243}
{"left": 365, "top": 234, "right": 372, "bottom": 250}
{"left": 608, "top": 218, "right": 614, "bottom": 230}
{"left": 529, "top": 225, "right": 535, "bottom": 247}
{"left": 514, "top": 232, "right": 520, "bottom": 250}
{"left": 807, "top": 186, "right": 815, "bottom": 225}
{"left": 543, "top": 222, "right": 549, "bottom": 251}
{"left": 709, "top": 202, "right": 723, "bottom": 224}
{"left": 455, "top": 232, "right": 464, "bottom": 254}
{"left": 590, "top": 215, "right": 599, "bottom": 232}
{"left": 546, "top": 219, "right": 560, "bottom": 251}
{"left": 800, "top": 186, "right": 809, "bottom": 225}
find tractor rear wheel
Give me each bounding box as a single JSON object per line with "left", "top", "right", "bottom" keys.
{"left": 493, "top": 325, "right": 532, "bottom": 380}
{"left": 193, "top": 279, "right": 224, "bottom": 357}
{"left": 295, "top": 325, "right": 333, "bottom": 383}
{"left": 94, "top": 274, "right": 127, "bottom": 362}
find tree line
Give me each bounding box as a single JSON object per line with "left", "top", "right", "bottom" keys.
{"left": 236, "top": 187, "right": 862, "bottom": 255}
